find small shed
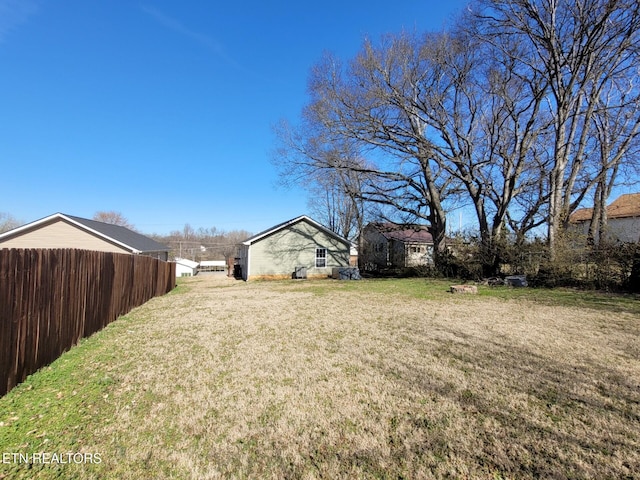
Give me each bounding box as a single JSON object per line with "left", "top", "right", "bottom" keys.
{"left": 237, "top": 215, "right": 351, "bottom": 281}
{"left": 199, "top": 260, "right": 227, "bottom": 273}
{"left": 175, "top": 258, "right": 199, "bottom": 277}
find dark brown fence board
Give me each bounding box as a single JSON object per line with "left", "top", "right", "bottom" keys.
{"left": 0, "top": 248, "right": 175, "bottom": 396}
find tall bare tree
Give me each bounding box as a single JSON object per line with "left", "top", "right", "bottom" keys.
{"left": 587, "top": 81, "right": 640, "bottom": 244}
{"left": 292, "top": 38, "right": 466, "bottom": 266}
{"left": 412, "top": 24, "right": 552, "bottom": 273}
{"left": 473, "top": 0, "right": 640, "bottom": 255}
{"left": 303, "top": 29, "right": 552, "bottom": 274}
{"left": 277, "top": 0, "right": 640, "bottom": 274}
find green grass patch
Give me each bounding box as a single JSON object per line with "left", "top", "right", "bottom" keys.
{"left": 288, "top": 277, "right": 640, "bottom": 315}
{"left": 0, "top": 323, "right": 127, "bottom": 479}
{"left": 478, "top": 284, "right": 640, "bottom": 315}
{"left": 169, "top": 278, "right": 192, "bottom": 295}
{"left": 2, "top": 276, "right": 638, "bottom": 479}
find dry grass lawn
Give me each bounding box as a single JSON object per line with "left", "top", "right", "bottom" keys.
{"left": 1, "top": 275, "right": 639, "bottom": 479}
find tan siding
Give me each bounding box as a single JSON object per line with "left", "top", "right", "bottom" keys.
{"left": 249, "top": 219, "right": 349, "bottom": 278}
{"left": 0, "top": 219, "right": 131, "bottom": 254}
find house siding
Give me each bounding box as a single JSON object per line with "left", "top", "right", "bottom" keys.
{"left": 404, "top": 243, "right": 434, "bottom": 267}
{"left": 573, "top": 217, "right": 640, "bottom": 243}
{"left": 609, "top": 217, "right": 640, "bottom": 242}
{"left": 244, "top": 219, "right": 349, "bottom": 280}
{"left": 362, "top": 228, "right": 390, "bottom": 269}
{"left": 362, "top": 223, "right": 434, "bottom": 270}
{"left": 0, "top": 219, "right": 131, "bottom": 254}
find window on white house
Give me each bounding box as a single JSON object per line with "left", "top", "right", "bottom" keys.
{"left": 316, "top": 248, "right": 327, "bottom": 268}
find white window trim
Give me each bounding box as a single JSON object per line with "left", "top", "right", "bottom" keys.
{"left": 315, "top": 248, "right": 327, "bottom": 268}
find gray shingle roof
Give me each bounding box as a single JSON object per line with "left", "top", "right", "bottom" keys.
{"left": 64, "top": 214, "right": 169, "bottom": 253}
{"left": 242, "top": 215, "right": 350, "bottom": 246}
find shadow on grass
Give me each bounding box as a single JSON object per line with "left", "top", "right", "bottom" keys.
{"left": 368, "top": 327, "right": 640, "bottom": 478}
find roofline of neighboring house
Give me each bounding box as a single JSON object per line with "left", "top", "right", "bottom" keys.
{"left": 365, "top": 222, "right": 434, "bottom": 243}
{"left": 242, "top": 215, "right": 350, "bottom": 247}
{"left": 174, "top": 258, "right": 200, "bottom": 268}
{"left": 0, "top": 212, "right": 164, "bottom": 254}
{"left": 569, "top": 208, "right": 592, "bottom": 223}
{"left": 570, "top": 193, "right": 640, "bottom": 223}
{"left": 570, "top": 209, "right": 640, "bottom": 222}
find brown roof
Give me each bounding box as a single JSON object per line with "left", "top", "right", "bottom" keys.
{"left": 607, "top": 193, "right": 640, "bottom": 218}
{"left": 570, "top": 193, "right": 640, "bottom": 223}
{"left": 570, "top": 207, "right": 594, "bottom": 223}
{"left": 369, "top": 223, "right": 433, "bottom": 244}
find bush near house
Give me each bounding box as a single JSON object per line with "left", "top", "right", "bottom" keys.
{"left": 380, "top": 232, "right": 640, "bottom": 292}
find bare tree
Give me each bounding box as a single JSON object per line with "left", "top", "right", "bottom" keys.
{"left": 306, "top": 170, "right": 362, "bottom": 240}
{"left": 302, "top": 28, "right": 550, "bottom": 274}
{"left": 0, "top": 212, "right": 22, "bottom": 233}
{"left": 587, "top": 81, "right": 640, "bottom": 244}
{"left": 93, "top": 211, "right": 136, "bottom": 230}
{"left": 152, "top": 226, "right": 251, "bottom": 266}
{"left": 473, "top": 0, "right": 640, "bottom": 255}
{"left": 278, "top": 0, "right": 640, "bottom": 273}
{"left": 218, "top": 230, "right": 251, "bottom": 270}
{"left": 273, "top": 121, "right": 369, "bottom": 243}
{"left": 411, "top": 24, "right": 552, "bottom": 273}
{"left": 292, "top": 37, "right": 466, "bottom": 267}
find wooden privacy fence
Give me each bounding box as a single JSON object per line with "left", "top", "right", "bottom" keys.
{"left": 0, "top": 249, "right": 176, "bottom": 396}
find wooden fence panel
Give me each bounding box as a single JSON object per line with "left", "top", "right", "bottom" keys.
{"left": 0, "top": 249, "right": 175, "bottom": 396}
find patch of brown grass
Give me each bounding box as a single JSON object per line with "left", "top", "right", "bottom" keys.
{"left": 2, "top": 276, "right": 639, "bottom": 479}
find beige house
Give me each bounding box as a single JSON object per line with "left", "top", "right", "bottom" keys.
{"left": 362, "top": 222, "right": 434, "bottom": 271}
{"left": 237, "top": 215, "right": 350, "bottom": 281}
{"left": 0, "top": 213, "right": 170, "bottom": 260}
{"left": 570, "top": 193, "right": 640, "bottom": 243}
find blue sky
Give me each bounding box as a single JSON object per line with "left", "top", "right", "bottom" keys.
{"left": 0, "top": 0, "right": 468, "bottom": 235}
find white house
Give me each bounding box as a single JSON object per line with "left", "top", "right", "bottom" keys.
{"left": 570, "top": 193, "right": 640, "bottom": 243}
{"left": 175, "top": 258, "right": 199, "bottom": 277}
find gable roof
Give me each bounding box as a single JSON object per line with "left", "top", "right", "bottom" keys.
{"left": 606, "top": 193, "right": 640, "bottom": 219}
{"left": 570, "top": 193, "right": 640, "bottom": 223}
{"left": 570, "top": 207, "right": 594, "bottom": 223}
{"left": 175, "top": 257, "right": 199, "bottom": 268}
{"left": 242, "top": 215, "right": 350, "bottom": 247}
{"left": 0, "top": 213, "right": 169, "bottom": 253}
{"left": 367, "top": 222, "right": 433, "bottom": 244}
